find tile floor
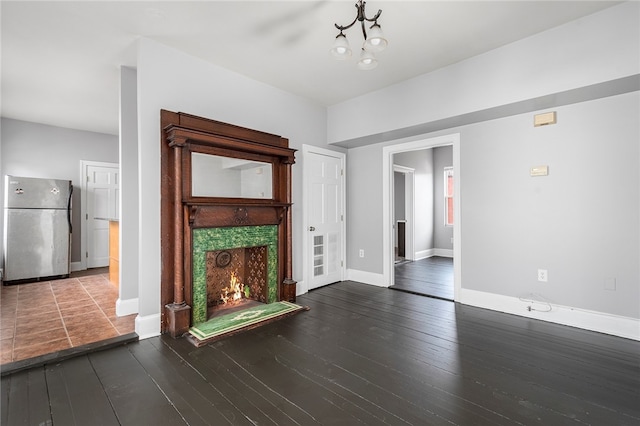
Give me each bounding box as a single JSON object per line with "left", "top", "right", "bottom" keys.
{"left": 1, "top": 269, "right": 136, "bottom": 365}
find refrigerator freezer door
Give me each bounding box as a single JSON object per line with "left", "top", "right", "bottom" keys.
{"left": 4, "top": 176, "right": 71, "bottom": 209}
{"left": 4, "top": 208, "right": 71, "bottom": 281}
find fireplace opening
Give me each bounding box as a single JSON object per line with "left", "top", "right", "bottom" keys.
{"left": 206, "top": 246, "right": 268, "bottom": 319}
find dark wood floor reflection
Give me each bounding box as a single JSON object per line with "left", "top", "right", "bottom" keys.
{"left": 1, "top": 268, "right": 135, "bottom": 364}
{"left": 2, "top": 281, "right": 638, "bottom": 425}
{"left": 392, "top": 256, "right": 454, "bottom": 300}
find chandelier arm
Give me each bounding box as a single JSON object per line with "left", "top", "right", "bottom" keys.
{"left": 364, "top": 9, "right": 382, "bottom": 23}
{"left": 334, "top": 16, "right": 358, "bottom": 32}
{"left": 361, "top": 20, "right": 368, "bottom": 40}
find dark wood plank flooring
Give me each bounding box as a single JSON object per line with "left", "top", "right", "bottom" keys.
{"left": 393, "top": 256, "right": 454, "bottom": 300}
{"left": 2, "top": 281, "right": 639, "bottom": 425}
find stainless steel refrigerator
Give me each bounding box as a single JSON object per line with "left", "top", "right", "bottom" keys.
{"left": 3, "top": 175, "right": 73, "bottom": 283}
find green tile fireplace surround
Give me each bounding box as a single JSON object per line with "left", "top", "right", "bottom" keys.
{"left": 191, "top": 225, "right": 278, "bottom": 325}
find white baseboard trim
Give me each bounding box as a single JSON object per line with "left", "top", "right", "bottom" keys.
{"left": 414, "top": 249, "right": 453, "bottom": 260}
{"left": 295, "top": 280, "right": 306, "bottom": 296}
{"left": 414, "top": 249, "right": 433, "bottom": 260}
{"left": 116, "top": 297, "right": 139, "bottom": 316}
{"left": 433, "top": 248, "right": 453, "bottom": 258}
{"left": 460, "top": 288, "right": 640, "bottom": 341}
{"left": 70, "top": 261, "right": 83, "bottom": 272}
{"left": 135, "top": 313, "right": 161, "bottom": 340}
{"left": 347, "top": 269, "right": 387, "bottom": 287}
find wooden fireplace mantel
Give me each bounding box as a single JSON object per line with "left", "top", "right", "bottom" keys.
{"left": 160, "top": 110, "right": 296, "bottom": 337}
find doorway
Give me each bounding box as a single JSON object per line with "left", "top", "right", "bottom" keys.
{"left": 391, "top": 147, "right": 454, "bottom": 300}
{"left": 302, "top": 145, "right": 346, "bottom": 292}
{"left": 80, "top": 160, "right": 119, "bottom": 270}
{"left": 382, "top": 134, "right": 461, "bottom": 301}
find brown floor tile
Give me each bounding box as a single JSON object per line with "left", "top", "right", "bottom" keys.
{"left": 0, "top": 293, "right": 18, "bottom": 303}
{"left": 15, "top": 313, "right": 64, "bottom": 335}
{"left": 59, "top": 303, "right": 101, "bottom": 317}
{"left": 1, "top": 268, "right": 132, "bottom": 365}
{"left": 63, "top": 314, "right": 112, "bottom": 333}
{"left": 13, "top": 327, "right": 68, "bottom": 350}
{"left": 111, "top": 317, "right": 136, "bottom": 335}
{"left": 100, "top": 306, "right": 117, "bottom": 319}
{"left": 50, "top": 281, "right": 83, "bottom": 290}
{"left": 0, "top": 315, "right": 16, "bottom": 328}
{"left": 1, "top": 338, "right": 13, "bottom": 364}
{"left": 1, "top": 327, "right": 15, "bottom": 340}
{"left": 12, "top": 338, "right": 71, "bottom": 361}
{"left": 54, "top": 292, "right": 93, "bottom": 305}
{"left": 69, "top": 327, "right": 119, "bottom": 347}
{"left": 91, "top": 293, "right": 117, "bottom": 301}
{"left": 17, "top": 298, "right": 57, "bottom": 311}
{"left": 15, "top": 303, "right": 59, "bottom": 318}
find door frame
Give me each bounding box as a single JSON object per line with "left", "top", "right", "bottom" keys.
{"left": 382, "top": 133, "right": 461, "bottom": 300}
{"left": 301, "top": 144, "right": 346, "bottom": 294}
{"left": 79, "top": 160, "right": 119, "bottom": 271}
{"left": 392, "top": 165, "right": 415, "bottom": 262}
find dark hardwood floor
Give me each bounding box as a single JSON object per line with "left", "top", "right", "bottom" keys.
{"left": 393, "top": 256, "right": 454, "bottom": 300}
{"left": 2, "top": 281, "right": 639, "bottom": 425}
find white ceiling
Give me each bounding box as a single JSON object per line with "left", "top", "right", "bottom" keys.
{"left": 1, "top": 1, "right": 621, "bottom": 136}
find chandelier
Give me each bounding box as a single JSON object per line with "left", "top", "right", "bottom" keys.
{"left": 330, "top": 0, "right": 388, "bottom": 70}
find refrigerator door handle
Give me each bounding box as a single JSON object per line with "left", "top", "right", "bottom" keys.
{"left": 67, "top": 184, "right": 73, "bottom": 233}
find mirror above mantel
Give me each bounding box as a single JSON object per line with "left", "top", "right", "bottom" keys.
{"left": 191, "top": 153, "right": 273, "bottom": 199}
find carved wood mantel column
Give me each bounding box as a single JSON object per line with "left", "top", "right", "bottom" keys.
{"left": 164, "top": 135, "right": 191, "bottom": 337}
{"left": 282, "top": 157, "right": 297, "bottom": 302}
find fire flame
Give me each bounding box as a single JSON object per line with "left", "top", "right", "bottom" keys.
{"left": 220, "top": 272, "right": 243, "bottom": 305}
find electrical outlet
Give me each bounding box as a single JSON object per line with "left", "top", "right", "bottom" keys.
{"left": 359, "top": 249, "right": 364, "bottom": 258}
{"left": 537, "top": 269, "right": 548, "bottom": 282}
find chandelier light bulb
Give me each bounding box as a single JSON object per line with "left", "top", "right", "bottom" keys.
{"left": 364, "top": 24, "right": 387, "bottom": 52}
{"left": 357, "top": 49, "right": 378, "bottom": 70}
{"left": 330, "top": 33, "right": 352, "bottom": 60}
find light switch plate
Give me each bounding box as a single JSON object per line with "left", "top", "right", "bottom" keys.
{"left": 530, "top": 165, "right": 549, "bottom": 177}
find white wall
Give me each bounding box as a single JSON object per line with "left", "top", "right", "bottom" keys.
{"left": 0, "top": 118, "right": 118, "bottom": 267}
{"left": 349, "top": 90, "right": 640, "bottom": 323}
{"left": 118, "top": 66, "right": 139, "bottom": 314}
{"left": 339, "top": 2, "right": 639, "bottom": 337}
{"left": 133, "top": 38, "right": 336, "bottom": 336}
{"left": 328, "top": 2, "right": 640, "bottom": 145}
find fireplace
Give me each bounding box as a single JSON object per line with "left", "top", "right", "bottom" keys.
{"left": 160, "top": 110, "right": 296, "bottom": 337}
{"left": 192, "top": 225, "right": 278, "bottom": 324}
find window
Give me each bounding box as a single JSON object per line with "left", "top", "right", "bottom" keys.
{"left": 444, "top": 167, "right": 454, "bottom": 226}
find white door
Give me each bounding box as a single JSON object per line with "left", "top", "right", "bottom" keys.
{"left": 84, "top": 162, "right": 119, "bottom": 268}
{"left": 305, "top": 147, "right": 345, "bottom": 290}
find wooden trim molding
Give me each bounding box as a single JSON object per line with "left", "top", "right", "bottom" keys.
{"left": 160, "top": 110, "right": 297, "bottom": 336}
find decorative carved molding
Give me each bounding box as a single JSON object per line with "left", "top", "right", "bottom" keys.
{"left": 233, "top": 207, "right": 249, "bottom": 225}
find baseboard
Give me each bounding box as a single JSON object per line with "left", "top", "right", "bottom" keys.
{"left": 135, "top": 313, "right": 161, "bottom": 340}
{"left": 415, "top": 249, "right": 453, "bottom": 260}
{"left": 295, "top": 280, "right": 305, "bottom": 296}
{"left": 70, "top": 261, "right": 83, "bottom": 272}
{"left": 460, "top": 288, "right": 640, "bottom": 341}
{"left": 433, "top": 248, "right": 453, "bottom": 258}
{"left": 347, "top": 269, "right": 387, "bottom": 287}
{"left": 116, "top": 297, "right": 139, "bottom": 316}
{"left": 414, "top": 249, "right": 433, "bottom": 260}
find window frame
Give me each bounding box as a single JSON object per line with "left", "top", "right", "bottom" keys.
{"left": 444, "top": 167, "right": 454, "bottom": 227}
